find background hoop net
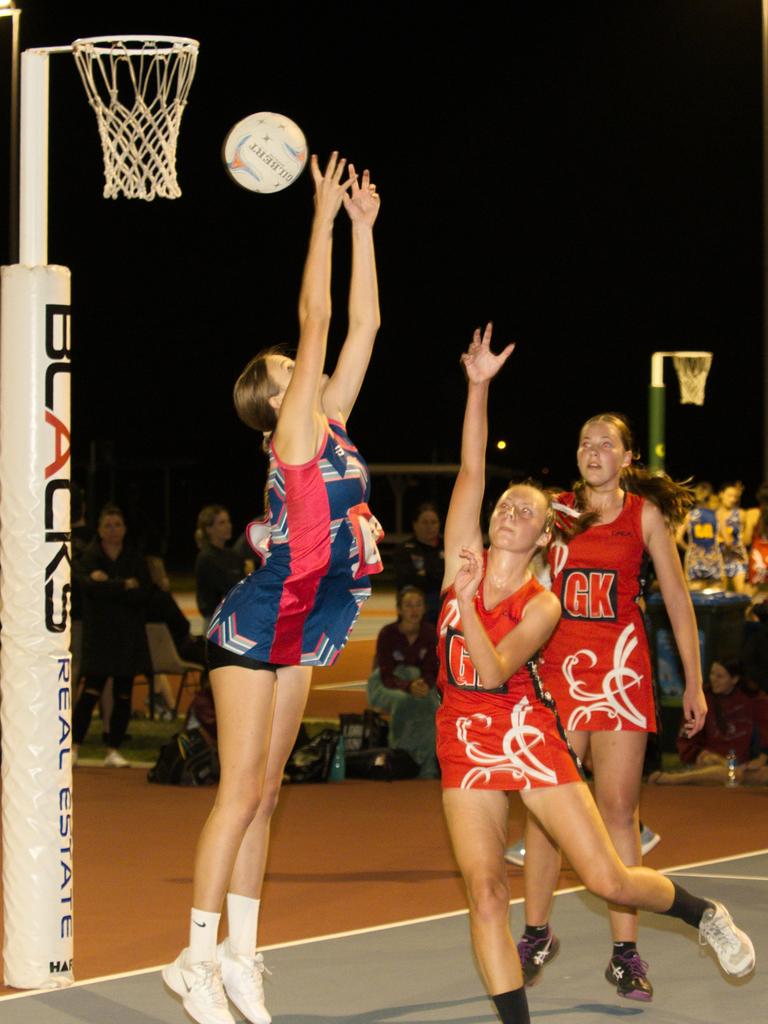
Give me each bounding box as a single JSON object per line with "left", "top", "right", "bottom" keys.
{"left": 672, "top": 351, "right": 712, "bottom": 406}
{"left": 72, "top": 36, "right": 199, "bottom": 201}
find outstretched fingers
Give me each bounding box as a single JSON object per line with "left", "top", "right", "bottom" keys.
{"left": 342, "top": 162, "right": 381, "bottom": 224}
{"left": 460, "top": 321, "right": 516, "bottom": 383}
{"left": 310, "top": 151, "right": 356, "bottom": 220}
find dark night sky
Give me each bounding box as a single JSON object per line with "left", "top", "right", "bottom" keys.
{"left": 2, "top": 1, "right": 764, "bottom": 563}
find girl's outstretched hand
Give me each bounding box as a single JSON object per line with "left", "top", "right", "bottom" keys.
{"left": 310, "top": 151, "right": 354, "bottom": 222}
{"left": 460, "top": 322, "right": 515, "bottom": 385}
{"left": 342, "top": 165, "right": 380, "bottom": 227}
{"left": 454, "top": 546, "right": 484, "bottom": 608}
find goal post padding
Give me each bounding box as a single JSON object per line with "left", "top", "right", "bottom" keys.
{"left": 0, "top": 264, "right": 74, "bottom": 988}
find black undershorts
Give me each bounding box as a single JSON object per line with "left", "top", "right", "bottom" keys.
{"left": 206, "top": 640, "right": 285, "bottom": 674}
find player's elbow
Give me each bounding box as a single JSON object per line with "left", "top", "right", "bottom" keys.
{"left": 298, "top": 306, "right": 331, "bottom": 330}
{"left": 478, "top": 670, "right": 505, "bottom": 690}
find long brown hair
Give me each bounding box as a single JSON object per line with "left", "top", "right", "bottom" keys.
{"left": 573, "top": 412, "right": 694, "bottom": 526}
{"left": 232, "top": 344, "right": 290, "bottom": 434}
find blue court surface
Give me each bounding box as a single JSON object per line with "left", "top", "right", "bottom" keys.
{"left": 1, "top": 851, "right": 765, "bottom": 1023}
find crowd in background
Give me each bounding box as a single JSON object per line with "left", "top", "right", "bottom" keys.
{"left": 69, "top": 476, "right": 768, "bottom": 774}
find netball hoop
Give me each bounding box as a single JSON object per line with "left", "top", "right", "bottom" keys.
{"left": 671, "top": 351, "right": 712, "bottom": 406}
{"left": 648, "top": 350, "right": 714, "bottom": 472}
{"left": 72, "top": 35, "right": 199, "bottom": 200}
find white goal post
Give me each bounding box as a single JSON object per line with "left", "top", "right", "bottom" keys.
{"left": 1, "top": 37, "right": 197, "bottom": 990}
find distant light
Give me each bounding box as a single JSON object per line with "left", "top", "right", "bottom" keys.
{"left": 541, "top": 466, "right": 550, "bottom": 475}
{"left": 496, "top": 440, "right": 507, "bottom": 451}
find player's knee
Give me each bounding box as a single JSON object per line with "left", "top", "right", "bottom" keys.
{"left": 466, "top": 873, "right": 509, "bottom": 924}
{"left": 585, "top": 862, "right": 627, "bottom": 904}
{"left": 215, "top": 780, "right": 264, "bottom": 826}
{"left": 255, "top": 774, "right": 282, "bottom": 819}
{"left": 595, "top": 797, "right": 636, "bottom": 832}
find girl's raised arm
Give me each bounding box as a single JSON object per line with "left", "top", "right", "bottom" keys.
{"left": 442, "top": 323, "right": 514, "bottom": 591}
{"left": 274, "top": 153, "right": 350, "bottom": 463}
{"left": 322, "top": 166, "right": 381, "bottom": 424}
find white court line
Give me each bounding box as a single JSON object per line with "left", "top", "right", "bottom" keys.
{"left": 666, "top": 873, "right": 768, "bottom": 882}
{"left": 2, "top": 847, "right": 766, "bottom": 1001}
{"left": 313, "top": 680, "right": 367, "bottom": 691}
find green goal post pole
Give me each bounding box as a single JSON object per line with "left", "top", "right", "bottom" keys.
{"left": 648, "top": 353, "right": 667, "bottom": 473}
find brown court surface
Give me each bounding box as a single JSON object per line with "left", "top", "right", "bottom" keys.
{"left": 2, "top": 633, "right": 768, "bottom": 994}
{"left": 2, "top": 771, "right": 766, "bottom": 994}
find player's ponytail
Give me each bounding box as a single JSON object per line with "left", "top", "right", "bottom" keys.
{"left": 233, "top": 344, "right": 289, "bottom": 435}
{"left": 620, "top": 463, "right": 694, "bottom": 526}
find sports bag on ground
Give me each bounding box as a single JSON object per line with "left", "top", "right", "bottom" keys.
{"left": 147, "top": 727, "right": 219, "bottom": 786}
{"left": 283, "top": 728, "right": 339, "bottom": 784}
{"left": 344, "top": 746, "right": 420, "bottom": 781}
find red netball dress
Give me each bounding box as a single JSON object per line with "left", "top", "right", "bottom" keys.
{"left": 436, "top": 572, "right": 582, "bottom": 790}
{"left": 542, "top": 492, "right": 655, "bottom": 733}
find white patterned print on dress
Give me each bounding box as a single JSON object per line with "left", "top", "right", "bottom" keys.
{"left": 457, "top": 696, "right": 559, "bottom": 789}
{"left": 550, "top": 538, "right": 569, "bottom": 580}
{"left": 561, "top": 622, "right": 647, "bottom": 731}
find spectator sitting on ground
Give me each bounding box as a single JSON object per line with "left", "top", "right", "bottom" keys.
{"left": 194, "top": 504, "right": 248, "bottom": 629}
{"left": 648, "top": 658, "right": 768, "bottom": 786}
{"left": 367, "top": 585, "right": 440, "bottom": 778}
{"left": 392, "top": 502, "right": 444, "bottom": 623}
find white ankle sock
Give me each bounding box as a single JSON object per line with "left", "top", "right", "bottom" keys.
{"left": 226, "top": 893, "right": 261, "bottom": 957}
{"left": 188, "top": 908, "right": 220, "bottom": 964}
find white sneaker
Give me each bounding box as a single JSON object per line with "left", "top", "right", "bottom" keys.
{"left": 639, "top": 825, "right": 661, "bottom": 856}
{"left": 218, "top": 938, "right": 272, "bottom": 1024}
{"left": 699, "top": 900, "right": 756, "bottom": 977}
{"left": 163, "top": 949, "right": 235, "bottom": 1024}
{"left": 504, "top": 839, "right": 526, "bottom": 866}
{"left": 103, "top": 749, "right": 130, "bottom": 768}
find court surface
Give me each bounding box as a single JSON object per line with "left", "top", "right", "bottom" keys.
{"left": 1, "top": 850, "right": 764, "bottom": 1024}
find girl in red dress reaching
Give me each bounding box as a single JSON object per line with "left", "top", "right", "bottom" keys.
{"left": 440, "top": 325, "right": 754, "bottom": 1024}
{"left": 518, "top": 414, "right": 707, "bottom": 1001}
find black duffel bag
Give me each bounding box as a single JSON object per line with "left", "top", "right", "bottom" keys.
{"left": 344, "top": 746, "right": 419, "bottom": 782}
{"left": 283, "top": 728, "right": 339, "bottom": 784}
{"left": 147, "top": 727, "right": 219, "bottom": 786}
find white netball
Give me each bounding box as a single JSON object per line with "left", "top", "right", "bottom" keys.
{"left": 223, "top": 111, "right": 308, "bottom": 193}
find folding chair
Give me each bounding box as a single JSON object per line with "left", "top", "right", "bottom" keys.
{"left": 145, "top": 623, "right": 205, "bottom": 716}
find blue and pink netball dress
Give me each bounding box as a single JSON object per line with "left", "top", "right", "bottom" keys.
{"left": 207, "top": 420, "right": 382, "bottom": 668}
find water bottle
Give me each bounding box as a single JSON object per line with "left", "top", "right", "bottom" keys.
{"left": 328, "top": 734, "right": 346, "bottom": 782}
{"left": 725, "top": 749, "right": 738, "bottom": 788}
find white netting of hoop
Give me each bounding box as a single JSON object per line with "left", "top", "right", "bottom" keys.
{"left": 73, "top": 37, "right": 199, "bottom": 201}
{"left": 673, "top": 352, "right": 712, "bottom": 406}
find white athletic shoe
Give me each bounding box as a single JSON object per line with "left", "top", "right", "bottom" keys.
{"left": 639, "top": 825, "right": 661, "bottom": 856}
{"left": 699, "top": 900, "right": 756, "bottom": 977}
{"left": 103, "top": 749, "right": 129, "bottom": 768}
{"left": 504, "top": 839, "right": 526, "bottom": 866}
{"left": 163, "top": 949, "right": 235, "bottom": 1024}
{"left": 218, "top": 938, "right": 272, "bottom": 1024}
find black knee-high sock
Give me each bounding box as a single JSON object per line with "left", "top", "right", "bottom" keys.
{"left": 492, "top": 987, "right": 530, "bottom": 1024}
{"left": 661, "top": 881, "right": 713, "bottom": 929}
